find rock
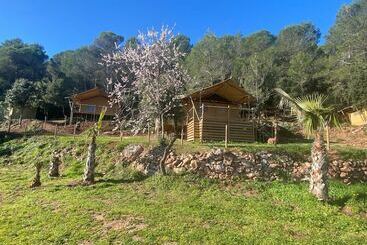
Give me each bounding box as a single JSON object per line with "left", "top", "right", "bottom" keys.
{"left": 133, "top": 163, "right": 146, "bottom": 173}
{"left": 173, "top": 167, "right": 186, "bottom": 175}
{"left": 213, "top": 148, "right": 223, "bottom": 155}
{"left": 122, "top": 145, "right": 144, "bottom": 161}
{"left": 181, "top": 157, "right": 191, "bottom": 166}
{"left": 340, "top": 166, "right": 351, "bottom": 172}
{"left": 340, "top": 172, "right": 348, "bottom": 178}
{"left": 246, "top": 173, "right": 255, "bottom": 179}
{"left": 269, "top": 163, "right": 278, "bottom": 169}
{"left": 190, "top": 160, "right": 199, "bottom": 170}
{"left": 212, "top": 163, "right": 224, "bottom": 172}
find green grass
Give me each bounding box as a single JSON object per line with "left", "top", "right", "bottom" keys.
{"left": 0, "top": 134, "right": 366, "bottom": 244}
{"left": 0, "top": 165, "right": 366, "bottom": 244}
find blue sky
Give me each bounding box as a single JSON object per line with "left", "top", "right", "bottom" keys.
{"left": 0, "top": 0, "right": 351, "bottom": 57}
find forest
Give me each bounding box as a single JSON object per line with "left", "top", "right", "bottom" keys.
{"left": 0, "top": 0, "right": 367, "bottom": 119}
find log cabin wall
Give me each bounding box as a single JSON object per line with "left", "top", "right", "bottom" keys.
{"left": 186, "top": 102, "right": 255, "bottom": 142}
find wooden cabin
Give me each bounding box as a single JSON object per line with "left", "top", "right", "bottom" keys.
{"left": 182, "top": 79, "right": 256, "bottom": 142}
{"left": 69, "top": 87, "right": 115, "bottom": 122}
{"left": 349, "top": 108, "right": 367, "bottom": 126}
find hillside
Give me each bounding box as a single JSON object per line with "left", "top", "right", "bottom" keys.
{"left": 0, "top": 134, "right": 367, "bottom": 244}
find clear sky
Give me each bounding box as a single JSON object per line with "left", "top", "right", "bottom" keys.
{"left": 0, "top": 0, "right": 351, "bottom": 57}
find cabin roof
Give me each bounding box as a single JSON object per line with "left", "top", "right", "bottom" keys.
{"left": 72, "top": 87, "right": 108, "bottom": 101}
{"left": 182, "top": 78, "right": 254, "bottom": 104}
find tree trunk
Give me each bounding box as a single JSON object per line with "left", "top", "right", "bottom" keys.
{"left": 274, "top": 121, "right": 278, "bottom": 145}
{"left": 30, "top": 165, "right": 41, "bottom": 188}
{"left": 155, "top": 117, "right": 161, "bottom": 139}
{"left": 326, "top": 125, "right": 330, "bottom": 151}
{"left": 19, "top": 114, "right": 22, "bottom": 126}
{"left": 161, "top": 115, "right": 165, "bottom": 139}
{"left": 48, "top": 151, "right": 61, "bottom": 177}
{"left": 83, "top": 133, "right": 97, "bottom": 184}
{"left": 7, "top": 115, "right": 12, "bottom": 133}
{"left": 159, "top": 136, "right": 177, "bottom": 175}
{"left": 310, "top": 132, "right": 329, "bottom": 201}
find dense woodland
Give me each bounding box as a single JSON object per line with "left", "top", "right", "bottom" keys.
{"left": 0, "top": 0, "right": 367, "bottom": 120}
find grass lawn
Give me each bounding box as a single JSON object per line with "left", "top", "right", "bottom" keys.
{"left": 0, "top": 134, "right": 366, "bottom": 244}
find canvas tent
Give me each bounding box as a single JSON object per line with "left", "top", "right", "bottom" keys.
{"left": 181, "top": 78, "right": 256, "bottom": 142}
{"left": 69, "top": 87, "right": 115, "bottom": 123}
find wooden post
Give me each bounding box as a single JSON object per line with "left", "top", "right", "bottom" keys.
{"left": 161, "top": 116, "right": 165, "bottom": 139}
{"left": 181, "top": 127, "right": 184, "bottom": 146}
{"left": 326, "top": 125, "right": 330, "bottom": 151}
{"left": 43, "top": 115, "right": 47, "bottom": 130}
{"left": 7, "top": 116, "right": 12, "bottom": 133}
{"left": 148, "top": 124, "right": 151, "bottom": 145}
{"left": 69, "top": 100, "right": 74, "bottom": 125}
{"left": 73, "top": 124, "right": 77, "bottom": 139}
{"left": 227, "top": 105, "right": 230, "bottom": 143}
{"left": 64, "top": 115, "right": 67, "bottom": 127}
{"left": 192, "top": 106, "right": 195, "bottom": 140}
{"left": 275, "top": 121, "right": 278, "bottom": 146}
{"left": 93, "top": 106, "right": 96, "bottom": 121}
{"left": 225, "top": 124, "right": 228, "bottom": 148}
{"left": 200, "top": 103, "right": 204, "bottom": 143}
{"left": 54, "top": 125, "right": 58, "bottom": 138}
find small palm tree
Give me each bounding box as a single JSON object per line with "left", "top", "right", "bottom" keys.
{"left": 83, "top": 107, "right": 107, "bottom": 184}
{"left": 48, "top": 149, "right": 62, "bottom": 177}
{"left": 30, "top": 143, "right": 48, "bottom": 188}
{"left": 30, "top": 161, "right": 42, "bottom": 188}
{"left": 275, "top": 88, "right": 339, "bottom": 201}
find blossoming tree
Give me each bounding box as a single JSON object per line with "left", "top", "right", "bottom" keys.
{"left": 103, "top": 26, "right": 189, "bottom": 137}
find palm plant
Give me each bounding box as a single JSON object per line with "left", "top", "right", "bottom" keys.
{"left": 83, "top": 107, "right": 107, "bottom": 184}
{"left": 30, "top": 143, "right": 48, "bottom": 188}
{"left": 275, "top": 88, "right": 339, "bottom": 201}
{"left": 48, "top": 149, "right": 62, "bottom": 177}
{"left": 30, "top": 161, "right": 42, "bottom": 188}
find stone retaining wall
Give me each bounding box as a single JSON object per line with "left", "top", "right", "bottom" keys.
{"left": 122, "top": 145, "right": 367, "bottom": 184}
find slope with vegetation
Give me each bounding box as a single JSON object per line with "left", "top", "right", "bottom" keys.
{"left": 0, "top": 134, "right": 366, "bottom": 244}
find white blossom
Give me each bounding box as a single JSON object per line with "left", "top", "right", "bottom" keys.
{"left": 102, "top": 26, "right": 190, "bottom": 133}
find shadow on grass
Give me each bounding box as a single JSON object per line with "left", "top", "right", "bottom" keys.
{"left": 0, "top": 131, "right": 24, "bottom": 144}
{"left": 95, "top": 170, "right": 149, "bottom": 187}
{"left": 329, "top": 192, "right": 367, "bottom": 208}
{"left": 96, "top": 175, "right": 149, "bottom": 185}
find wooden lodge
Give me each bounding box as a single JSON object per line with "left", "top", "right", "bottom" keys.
{"left": 349, "top": 108, "right": 367, "bottom": 126}
{"left": 182, "top": 79, "right": 256, "bottom": 142}
{"left": 69, "top": 87, "right": 115, "bottom": 122}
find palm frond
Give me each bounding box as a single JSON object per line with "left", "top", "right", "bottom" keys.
{"left": 274, "top": 88, "right": 339, "bottom": 136}
{"left": 97, "top": 107, "right": 108, "bottom": 130}
{"left": 274, "top": 88, "right": 303, "bottom": 113}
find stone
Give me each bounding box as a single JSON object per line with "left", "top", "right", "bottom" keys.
{"left": 269, "top": 163, "right": 278, "bottom": 169}
{"left": 182, "top": 157, "right": 191, "bottom": 165}
{"left": 340, "top": 172, "right": 348, "bottom": 178}
{"left": 134, "top": 163, "right": 146, "bottom": 173}
{"left": 190, "top": 160, "right": 199, "bottom": 170}
{"left": 122, "top": 145, "right": 144, "bottom": 161}
{"left": 173, "top": 167, "right": 186, "bottom": 175}
{"left": 246, "top": 173, "right": 255, "bottom": 179}
{"left": 213, "top": 148, "right": 223, "bottom": 155}
{"left": 340, "top": 166, "right": 351, "bottom": 172}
